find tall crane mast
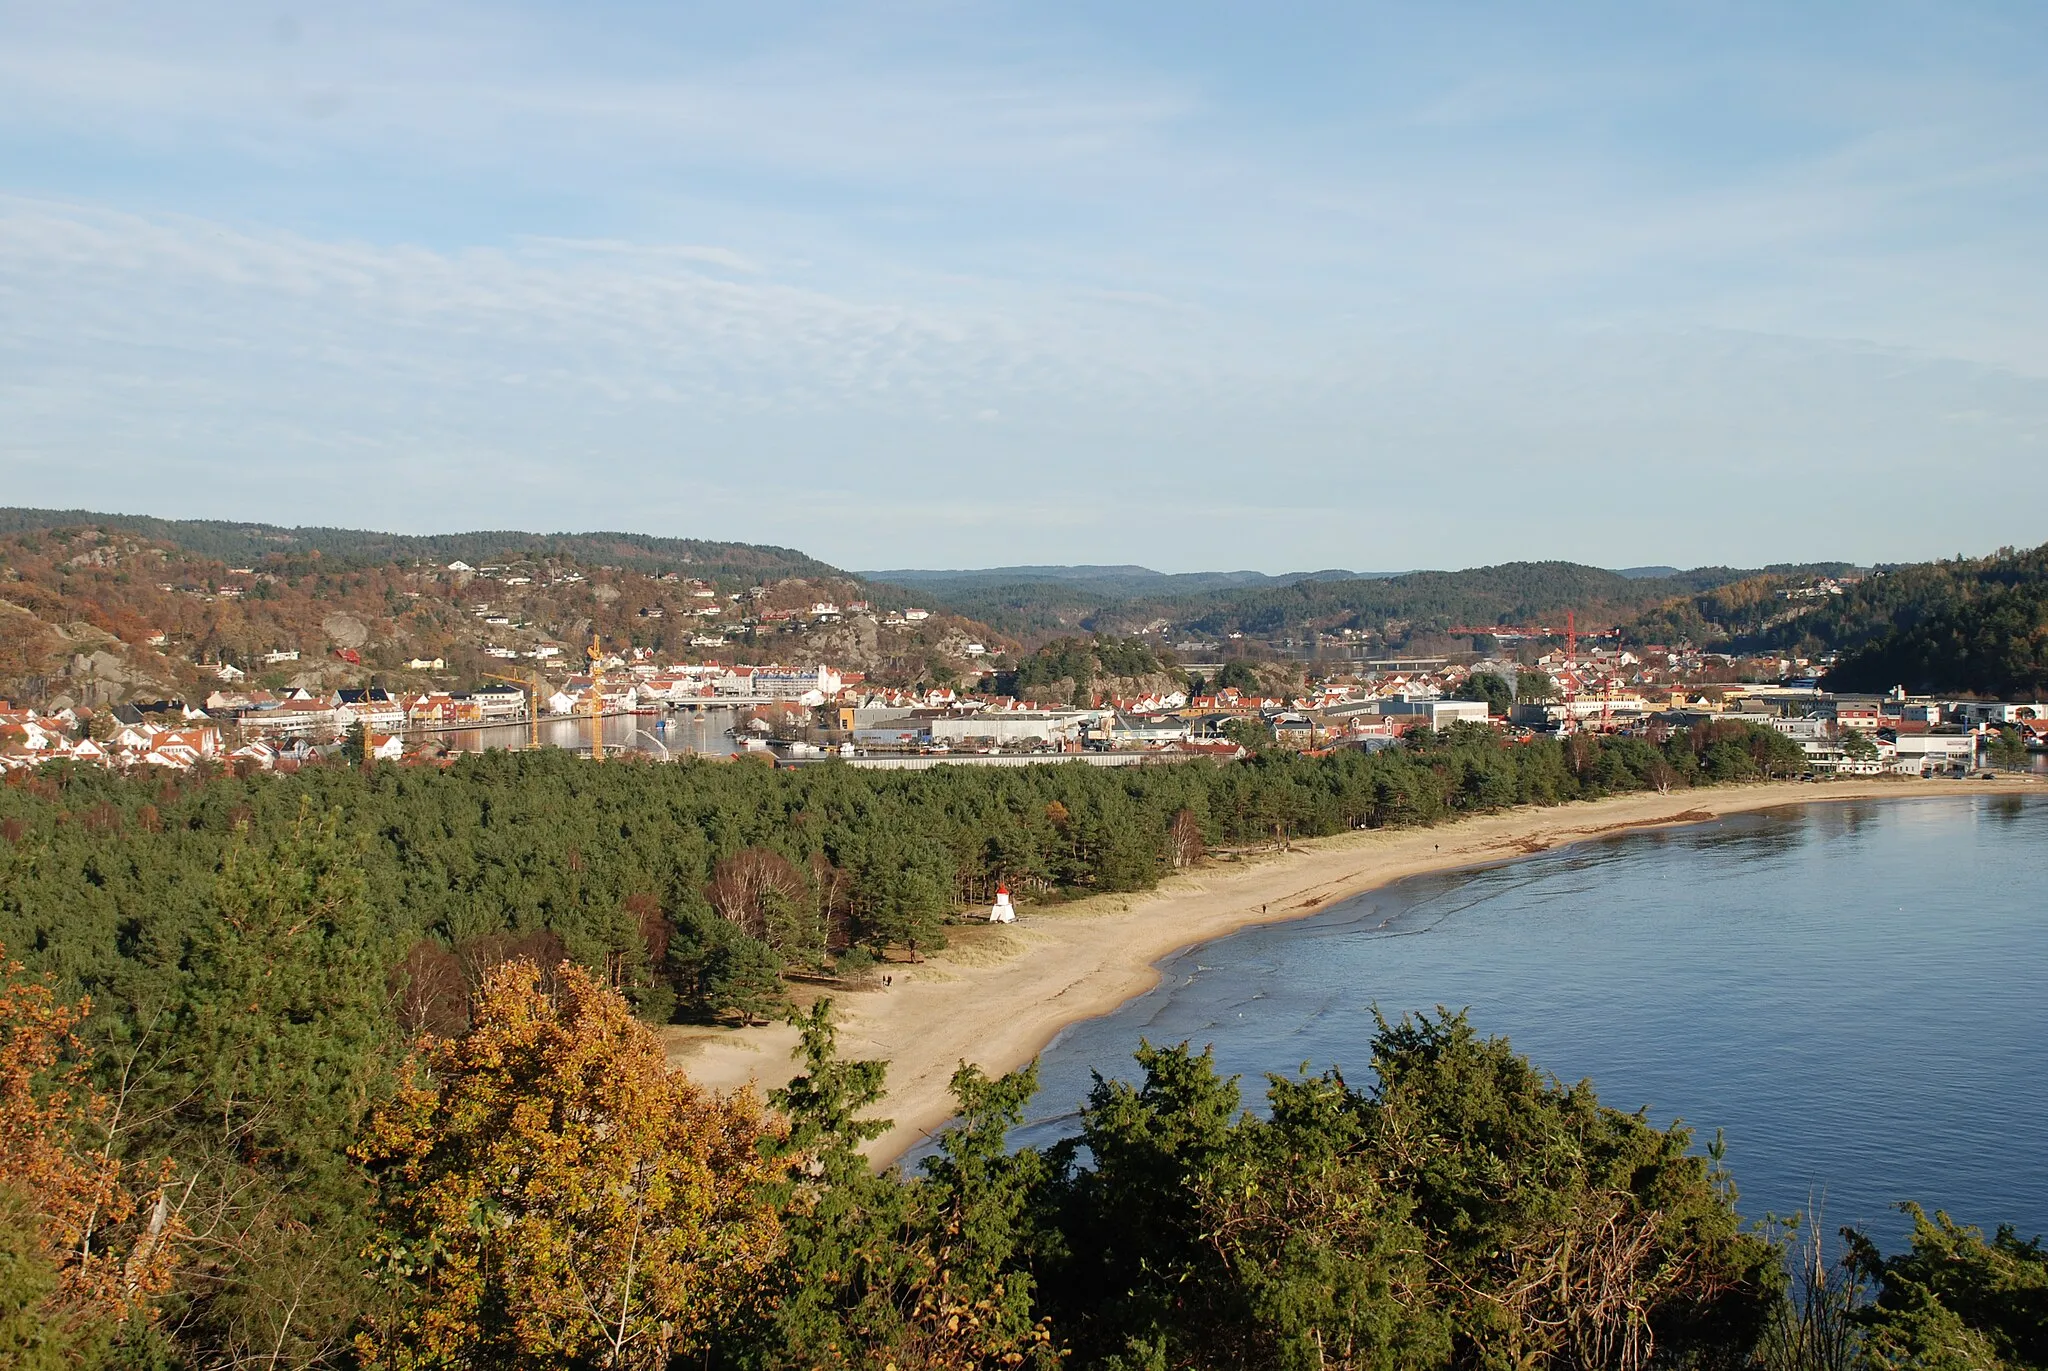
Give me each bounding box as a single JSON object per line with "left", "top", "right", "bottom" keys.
{"left": 587, "top": 632, "right": 606, "bottom": 762}
{"left": 481, "top": 670, "right": 545, "bottom": 749}
{"left": 1561, "top": 609, "right": 1578, "bottom": 733}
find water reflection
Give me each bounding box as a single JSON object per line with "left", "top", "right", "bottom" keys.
{"left": 427, "top": 707, "right": 746, "bottom": 761}
{"left": 1986, "top": 795, "right": 2029, "bottom": 825}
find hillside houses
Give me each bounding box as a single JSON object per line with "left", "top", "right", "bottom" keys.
{"left": 1, "top": 705, "right": 223, "bottom": 773}
{"left": 9, "top": 625, "right": 2038, "bottom": 778}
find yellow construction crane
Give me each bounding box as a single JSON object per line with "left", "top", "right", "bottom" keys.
{"left": 587, "top": 632, "right": 606, "bottom": 762}
{"left": 481, "top": 670, "right": 547, "bottom": 749}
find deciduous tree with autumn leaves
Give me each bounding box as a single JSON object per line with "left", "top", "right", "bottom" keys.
{"left": 353, "top": 960, "right": 787, "bottom": 1371}
{"left": 0, "top": 952, "right": 179, "bottom": 1370}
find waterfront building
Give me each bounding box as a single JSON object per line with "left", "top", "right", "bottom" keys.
{"left": 929, "top": 709, "right": 1101, "bottom": 748}
{"left": 1889, "top": 734, "right": 1978, "bottom": 772}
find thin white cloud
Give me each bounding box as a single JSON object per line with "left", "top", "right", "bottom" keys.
{"left": 519, "top": 238, "right": 765, "bottom": 273}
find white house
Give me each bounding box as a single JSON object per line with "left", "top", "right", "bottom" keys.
{"left": 231, "top": 740, "right": 280, "bottom": 770}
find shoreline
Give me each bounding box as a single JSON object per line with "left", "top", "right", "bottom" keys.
{"left": 664, "top": 775, "right": 2036, "bottom": 1163}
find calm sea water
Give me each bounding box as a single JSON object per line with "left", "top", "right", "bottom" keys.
{"left": 434, "top": 706, "right": 743, "bottom": 759}
{"left": 1007, "top": 794, "right": 2048, "bottom": 1248}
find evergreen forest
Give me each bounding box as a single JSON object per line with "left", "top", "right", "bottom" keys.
{"left": 1628, "top": 543, "right": 2048, "bottom": 698}
{"left": 1816, "top": 546, "right": 2048, "bottom": 696}
{"left": 2, "top": 726, "right": 2039, "bottom": 1370}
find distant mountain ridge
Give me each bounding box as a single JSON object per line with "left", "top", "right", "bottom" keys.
{"left": 864, "top": 564, "right": 1388, "bottom": 599}
{"left": 0, "top": 508, "right": 844, "bottom": 582}
{"left": 863, "top": 561, "right": 1825, "bottom": 638}
{"left": 867, "top": 559, "right": 1880, "bottom": 642}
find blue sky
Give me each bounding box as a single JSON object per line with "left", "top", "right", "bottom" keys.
{"left": 2, "top": 2, "right": 2044, "bottom": 572}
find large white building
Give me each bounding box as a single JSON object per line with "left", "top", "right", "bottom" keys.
{"left": 929, "top": 710, "right": 1101, "bottom": 747}
{"left": 717, "top": 666, "right": 843, "bottom": 700}
{"left": 1378, "top": 696, "right": 1493, "bottom": 727}
{"left": 1889, "top": 734, "right": 1978, "bottom": 772}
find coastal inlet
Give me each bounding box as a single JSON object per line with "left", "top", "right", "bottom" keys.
{"left": 1007, "top": 794, "right": 2048, "bottom": 1249}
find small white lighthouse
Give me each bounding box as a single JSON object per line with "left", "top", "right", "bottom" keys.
{"left": 989, "top": 884, "right": 1016, "bottom": 924}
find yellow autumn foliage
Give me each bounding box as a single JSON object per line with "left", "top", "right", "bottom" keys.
{"left": 0, "top": 952, "right": 179, "bottom": 1345}
{"left": 355, "top": 960, "right": 788, "bottom": 1371}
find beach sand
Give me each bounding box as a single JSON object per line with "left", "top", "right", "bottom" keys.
{"left": 664, "top": 774, "right": 2035, "bottom": 1163}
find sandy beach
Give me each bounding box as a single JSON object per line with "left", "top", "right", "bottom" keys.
{"left": 665, "top": 774, "right": 2036, "bottom": 1163}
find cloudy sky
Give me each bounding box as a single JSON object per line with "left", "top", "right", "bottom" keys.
{"left": 3, "top": 2, "right": 2045, "bottom": 572}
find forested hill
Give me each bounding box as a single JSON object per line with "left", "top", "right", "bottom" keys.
{"left": 0, "top": 508, "right": 843, "bottom": 581}
{"left": 1099, "top": 560, "right": 1805, "bottom": 643}
{"left": 1616, "top": 542, "right": 2048, "bottom": 697}
{"left": 1819, "top": 545, "right": 2048, "bottom": 696}
{"left": 880, "top": 560, "right": 1859, "bottom": 641}
{"left": 1162, "top": 561, "right": 1725, "bottom": 639}
{"left": 864, "top": 565, "right": 1384, "bottom": 637}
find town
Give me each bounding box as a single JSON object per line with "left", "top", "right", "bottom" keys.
{"left": 5, "top": 621, "right": 2036, "bottom": 777}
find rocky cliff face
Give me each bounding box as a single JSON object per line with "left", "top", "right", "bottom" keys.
{"left": 43, "top": 622, "right": 184, "bottom": 708}
{"left": 769, "top": 612, "right": 1014, "bottom": 684}
{"left": 797, "top": 615, "right": 882, "bottom": 666}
